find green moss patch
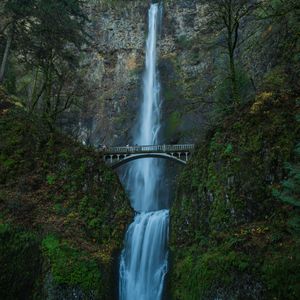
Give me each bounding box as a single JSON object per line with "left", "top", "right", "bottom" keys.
{"left": 42, "top": 235, "right": 102, "bottom": 294}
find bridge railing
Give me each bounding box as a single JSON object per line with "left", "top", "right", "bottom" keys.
{"left": 103, "top": 144, "right": 195, "bottom": 154}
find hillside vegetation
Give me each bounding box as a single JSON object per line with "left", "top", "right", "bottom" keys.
{"left": 0, "top": 88, "right": 132, "bottom": 299}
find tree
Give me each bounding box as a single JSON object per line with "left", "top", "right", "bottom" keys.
{"left": 0, "top": 0, "right": 36, "bottom": 83}
{"left": 17, "top": 0, "right": 88, "bottom": 125}
{"left": 0, "top": 0, "right": 87, "bottom": 124}
{"left": 256, "top": 0, "right": 300, "bottom": 93}
{"left": 0, "top": 0, "right": 88, "bottom": 125}
{"left": 208, "top": 0, "right": 258, "bottom": 107}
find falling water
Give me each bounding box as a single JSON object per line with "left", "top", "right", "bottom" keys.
{"left": 119, "top": 3, "right": 169, "bottom": 300}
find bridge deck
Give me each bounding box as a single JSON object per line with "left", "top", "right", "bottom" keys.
{"left": 104, "top": 144, "right": 194, "bottom": 154}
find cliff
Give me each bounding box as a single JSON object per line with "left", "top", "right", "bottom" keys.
{"left": 79, "top": 0, "right": 212, "bottom": 146}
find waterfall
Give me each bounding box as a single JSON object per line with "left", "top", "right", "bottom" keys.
{"left": 119, "top": 3, "right": 169, "bottom": 300}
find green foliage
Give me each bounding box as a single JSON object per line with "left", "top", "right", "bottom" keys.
{"left": 256, "top": 0, "right": 300, "bottom": 89}
{"left": 262, "top": 66, "right": 291, "bottom": 93}
{"left": 176, "top": 35, "right": 193, "bottom": 49}
{"left": 98, "top": 0, "right": 137, "bottom": 8}
{"left": 0, "top": 222, "right": 41, "bottom": 300}
{"left": 3, "top": 0, "right": 35, "bottom": 18}
{"left": 46, "top": 174, "right": 56, "bottom": 185}
{"left": 273, "top": 111, "right": 300, "bottom": 232}
{"left": 211, "top": 64, "right": 253, "bottom": 122}
{"left": 3, "top": 59, "right": 17, "bottom": 94}
{"left": 0, "top": 0, "right": 88, "bottom": 124}
{"left": 273, "top": 159, "right": 300, "bottom": 208}
{"left": 166, "top": 111, "right": 181, "bottom": 138}
{"left": 0, "top": 155, "right": 15, "bottom": 168}
{"left": 262, "top": 243, "right": 300, "bottom": 299}
{"left": 163, "top": 87, "right": 177, "bottom": 102}
{"left": 224, "top": 143, "right": 233, "bottom": 155}
{"left": 171, "top": 245, "right": 251, "bottom": 300}
{"left": 170, "top": 94, "right": 299, "bottom": 298}
{"left": 42, "top": 235, "right": 102, "bottom": 293}
{"left": 0, "top": 102, "right": 131, "bottom": 298}
{"left": 206, "top": 0, "right": 259, "bottom": 107}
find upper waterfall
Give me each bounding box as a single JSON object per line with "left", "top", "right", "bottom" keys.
{"left": 124, "top": 3, "right": 164, "bottom": 212}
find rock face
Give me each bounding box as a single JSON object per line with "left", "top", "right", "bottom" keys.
{"left": 79, "top": 0, "right": 295, "bottom": 147}
{"left": 79, "top": 1, "right": 147, "bottom": 146}
{"left": 79, "top": 0, "right": 212, "bottom": 146}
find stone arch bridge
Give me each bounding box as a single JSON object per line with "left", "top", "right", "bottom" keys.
{"left": 103, "top": 144, "right": 195, "bottom": 169}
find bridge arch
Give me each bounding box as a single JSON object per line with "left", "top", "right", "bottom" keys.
{"left": 109, "top": 153, "right": 186, "bottom": 169}
{"left": 103, "top": 144, "right": 194, "bottom": 169}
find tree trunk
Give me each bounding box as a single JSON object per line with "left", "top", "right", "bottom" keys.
{"left": 229, "top": 51, "right": 239, "bottom": 106}
{"left": 0, "top": 23, "right": 14, "bottom": 83}
{"left": 225, "top": 0, "right": 240, "bottom": 107}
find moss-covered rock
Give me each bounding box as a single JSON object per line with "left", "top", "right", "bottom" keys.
{"left": 0, "top": 91, "right": 132, "bottom": 299}
{"left": 0, "top": 223, "right": 42, "bottom": 300}
{"left": 169, "top": 92, "right": 300, "bottom": 299}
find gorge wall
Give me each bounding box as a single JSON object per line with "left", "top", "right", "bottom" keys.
{"left": 78, "top": 0, "right": 280, "bottom": 147}
{"left": 79, "top": 0, "right": 215, "bottom": 146}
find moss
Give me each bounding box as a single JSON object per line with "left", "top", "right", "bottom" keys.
{"left": 0, "top": 222, "right": 42, "bottom": 300}
{"left": 163, "top": 87, "right": 178, "bottom": 102}
{"left": 262, "top": 241, "right": 300, "bottom": 299}
{"left": 42, "top": 235, "right": 102, "bottom": 295}
{"left": 166, "top": 111, "right": 182, "bottom": 138}
{"left": 170, "top": 94, "right": 299, "bottom": 298}
{"left": 176, "top": 35, "right": 194, "bottom": 50}
{"left": 172, "top": 247, "right": 251, "bottom": 300}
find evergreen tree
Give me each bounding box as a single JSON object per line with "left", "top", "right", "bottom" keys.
{"left": 0, "top": 0, "right": 36, "bottom": 83}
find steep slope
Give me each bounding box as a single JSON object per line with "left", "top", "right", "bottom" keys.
{"left": 169, "top": 92, "right": 299, "bottom": 299}
{"left": 0, "top": 87, "right": 132, "bottom": 299}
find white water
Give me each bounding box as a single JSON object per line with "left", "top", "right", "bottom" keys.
{"left": 119, "top": 3, "right": 169, "bottom": 300}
